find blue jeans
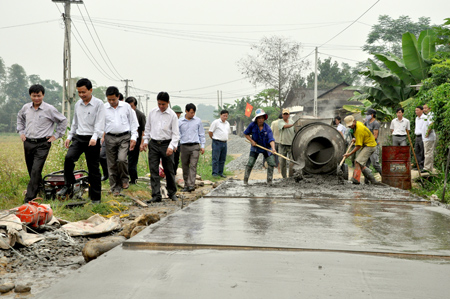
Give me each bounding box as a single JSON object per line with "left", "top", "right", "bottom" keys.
{"left": 212, "top": 139, "right": 227, "bottom": 175}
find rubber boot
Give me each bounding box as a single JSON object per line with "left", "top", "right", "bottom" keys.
{"left": 244, "top": 166, "right": 253, "bottom": 185}
{"left": 267, "top": 165, "right": 274, "bottom": 185}
{"left": 362, "top": 167, "right": 382, "bottom": 185}
{"left": 351, "top": 164, "right": 362, "bottom": 184}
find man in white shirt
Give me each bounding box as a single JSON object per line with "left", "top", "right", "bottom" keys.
{"left": 140, "top": 92, "right": 180, "bottom": 203}
{"left": 270, "top": 114, "right": 282, "bottom": 171}
{"left": 414, "top": 105, "right": 426, "bottom": 170}
{"left": 390, "top": 108, "right": 410, "bottom": 146}
{"left": 422, "top": 104, "right": 436, "bottom": 173}
{"left": 335, "top": 116, "right": 347, "bottom": 138}
{"left": 103, "top": 86, "right": 138, "bottom": 196}
{"left": 57, "top": 78, "right": 105, "bottom": 203}
{"left": 209, "top": 110, "right": 230, "bottom": 177}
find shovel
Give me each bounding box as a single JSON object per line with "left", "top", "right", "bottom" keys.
{"left": 337, "top": 141, "right": 354, "bottom": 179}
{"left": 245, "top": 140, "right": 304, "bottom": 167}
{"left": 406, "top": 130, "right": 425, "bottom": 186}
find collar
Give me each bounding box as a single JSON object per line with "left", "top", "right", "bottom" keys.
{"left": 29, "top": 102, "right": 44, "bottom": 110}
{"left": 107, "top": 101, "right": 125, "bottom": 109}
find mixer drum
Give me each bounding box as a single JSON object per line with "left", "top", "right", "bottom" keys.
{"left": 291, "top": 122, "right": 346, "bottom": 175}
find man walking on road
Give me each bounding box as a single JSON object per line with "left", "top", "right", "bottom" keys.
{"left": 278, "top": 109, "right": 295, "bottom": 178}
{"left": 17, "top": 84, "right": 67, "bottom": 203}
{"left": 343, "top": 115, "right": 380, "bottom": 185}
{"left": 364, "top": 109, "right": 382, "bottom": 179}
{"left": 125, "top": 96, "right": 146, "bottom": 184}
{"left": 271, "top": 114, "right": 282, "bottom": 172}
{"left": 140, "top": 92, "right": 179, "bottom": 203}
{"left": 244, "top": 109, "right": 277, "bottom": 185}
{"left": 390, "top": 108, "right": 410, "bottom": 146}
{"left": 178, "top": 103, "right": 205, "bottom": 192}
{"left": 414, "top": 106, "right": 426, "bottom": 171}
{"left": 103, "top": 87, "right": 138, "bottom": 196}
{"left": 209, "top": 110, "right": 230, "bottom": 178}
{"left": 57, "top": 78, "right": 105, "bottom": 203}
{"left": 422, "top": 104, "right": 436, "bottom": 173}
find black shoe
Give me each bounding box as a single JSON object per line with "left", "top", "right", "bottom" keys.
{"left": 57, "top": 185, "right": 73, "bottom": 197}
{"left": 181, "top": 186, "right": 190, "bottom": 192}
{"left": 187, "top": 186, "right": 195, "bottom": 192}
{"left": 101, "top": 176, "right": 108, "bottom": 181}
{"left": 169, "top": 194, "right": 178, "bottom": 201}
{"left": 220, "top": 174, "right": 226, "bottom": 178}
{"left": 146, "top": 197, "right": 162, "bottom": 204}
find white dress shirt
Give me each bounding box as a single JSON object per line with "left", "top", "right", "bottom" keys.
{"left": 390, "top": 118, "right": 410, "bottom": 135}
{"left": 68, "top": 96, "right": 105, "bottom": 140}
{"left": 143, "top": 107, "right": 180, "bottom": 150}
{"left": 415, "top": 114, "right": 426, "bottom": 135}
{"left": 209, "top": 118, "right": 230, "bottom": 141}
{"left": 422, "top": 112, "right": 436, "bottom": 141}
{"left": 104, "top": 101, "right": 139, "bottom": 141}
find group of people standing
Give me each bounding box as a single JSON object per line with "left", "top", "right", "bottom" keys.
{"left": 17, "top": 78, "right": 234, "bottom": 204}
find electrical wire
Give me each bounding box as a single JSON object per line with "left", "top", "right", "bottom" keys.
{"left": 76, "top": 5, "right": 122, "bottom": 80}
{"left": 318, "top": 52, "right": 361, "bottom": 63}
{"left": 0, "top": 19, "right": 59, "bottom": 30}
{"left": 318, "top": 0, "right": 380, "bottom": 48}
{"left": 82, "top": 3, "right": 124, "bottom": 80}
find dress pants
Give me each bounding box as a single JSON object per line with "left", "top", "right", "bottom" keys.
{"left": 414, "top": 135, "right": 425, "bottom": 169}
{"left": 63, "top": 135, "right": 102, "bottom": 201}
{"left": 100, "top": 140, "right": 109, "bottom": 178}
{"left": 105, "top": 133, "right": 130, "bottom": 192}
{"left": 24, "top": 140, "right": 51, "bottom": 202}
{"left": 212, "top": 139, "right": 227, "bottom": 176}
{"left": 148, "top": 140, "right": 177, "bottom": 200}
{"left": 181, "top": 144, "right": 200, "bottom": 188}
{"left": 423, "top": 140, "right": 436, "bottom": 171}
{"left": 128, "top": 137, "right": 141, "bottom": 183}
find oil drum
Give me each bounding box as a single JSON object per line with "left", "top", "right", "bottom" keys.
{"left": 381, "top": 146, "right": 411, "bottom": 190}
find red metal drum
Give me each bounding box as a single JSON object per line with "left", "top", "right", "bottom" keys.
{"left": 381, "top": 146, "right": 411, "bottom": 190}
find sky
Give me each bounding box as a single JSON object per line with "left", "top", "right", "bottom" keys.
{"left": 1, "top": 0, "right": 449, "bottom": 114}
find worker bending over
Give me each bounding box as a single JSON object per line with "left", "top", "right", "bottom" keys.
{"left": 343, "top": 115, "right": 381, "bottom": 185}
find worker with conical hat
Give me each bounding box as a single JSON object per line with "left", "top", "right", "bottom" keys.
{"left": 243, "top": 108, "right": 277, "bottom": 185}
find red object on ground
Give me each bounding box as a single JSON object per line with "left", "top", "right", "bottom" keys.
{"left": 382, "top": 146, "right": 411, "bottom": 190}
{"left": 245, "top": 102, "right": 253, "bottom": 117}
{"left": 14, "top": 201, "right": 53, "bottom": 228}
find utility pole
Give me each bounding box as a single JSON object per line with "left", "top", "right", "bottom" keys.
{"left": 220, "top": 90, "right": 223, "bottom": 107}
{"left": 136, "top": 95, "right": 142, "bottom": 111}
{"left": 122, "top": 79, "right": 133, "bottom": 98}
{"left": 314, "top": 47, "right": 318, "bottom": 118}
{"left": 145, "top": 94, "right": 149, "bottom": 116}
{"left": 53, "top": 0, "right": 83, "bottom": 121}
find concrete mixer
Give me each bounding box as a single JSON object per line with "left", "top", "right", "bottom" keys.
{"left": 289, "top": 117, "right": 349, "bottom": 179}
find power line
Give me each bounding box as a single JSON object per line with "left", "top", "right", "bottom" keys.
{"left": 82, "top": 3, "right": 124, "bottom": 80}
{"left": 168, "top": 78, "right": 246, "bottom": 93}
{"left": 318, "top": 0, "right": 380, "bottom": 48}
{"left": 0, "top": 19, "right": 59, "bottom": 30}
{"left": 318, "top": 52, "right": 361, "bottom": 63}
{"left": 75, "top": 5, "right": 122, "bottom": 80}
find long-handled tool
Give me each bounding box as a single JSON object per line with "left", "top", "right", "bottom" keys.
{"left": 245, "top": 140, "right": 304, "bottom": 167}
{"left": 406, "top": 130, "right": 424, "bottom": 185}
{"left": 337, "top": 141, "right": 354, "bottom": 179}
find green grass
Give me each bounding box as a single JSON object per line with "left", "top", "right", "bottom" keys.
{"left": 0, "top": 134, "right": 234, "bottom": 222}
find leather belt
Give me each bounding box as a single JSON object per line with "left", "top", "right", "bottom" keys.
{"left": 181, "top": 143, "right": 199, "bottom": 146}
{"left": 213, "top": 139, "right": 227, "bottom": 143}
{"left": 26, "top": 137, "right": 48, "bottom": 143}
{"left": 151, "top": 139, "right": 171, "bottom": 145}
{"left": 107, "top": 131, "right": 130, "bottom": 137}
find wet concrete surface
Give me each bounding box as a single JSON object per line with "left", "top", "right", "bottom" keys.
{"left": 37, "top": 177, "right": 450, "bottom": 298}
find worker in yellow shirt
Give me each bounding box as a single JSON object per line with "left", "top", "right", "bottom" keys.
{"left": 342, "top": 115, "right": 381, "bottom": 185}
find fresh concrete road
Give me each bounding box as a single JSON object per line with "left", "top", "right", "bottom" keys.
{"left": 38, "top": 178, "right": 450, "bottom": 299}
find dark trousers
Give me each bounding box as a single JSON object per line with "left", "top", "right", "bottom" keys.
{"left": 414, "top": 135, "right": 425, "bottom": 169}
{"left": 100, "top": 140, "right": 108, "bottom": 178}
{"left": 105, "top": 133, "right": 130, "bottom": 192}
{"left": 173, "top": 141, "right": 181, "bottom": 173}
{"left": 128, "top": 137, "right": 141, "bottom": 184}
{"left": 64, "top": 135, "right": 102, "bottom": 201}
{"left": 212, "top": 139, "right": 227, "bottom": 176}
{"left": 149, "top": 140, "right": 177, "bottom": 199}
{"left": 24, "top": 140, "right": 51, "bottom": 202}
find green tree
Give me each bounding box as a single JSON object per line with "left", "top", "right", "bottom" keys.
{"left": 238, "top": 36, "right": 308, "bottom": 109}
{"left": 363, "top": 15, "right": 432, "bottom": 58}
{"left": 305, "top": 57, "right": 358, "bottom": 89}
{"left": 1, "top": 64, "right": 28, "bottom": 132}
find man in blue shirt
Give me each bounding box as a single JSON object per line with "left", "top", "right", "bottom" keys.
{"left": 243, "top": 108, "right": 277, "bottom": 185}
{"left": 178, "top": 103, "right": 205, "bottom": 192}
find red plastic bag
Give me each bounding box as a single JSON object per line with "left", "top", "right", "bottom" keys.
{"left": 159, "top": 162, "right": 165, "bottom": 178}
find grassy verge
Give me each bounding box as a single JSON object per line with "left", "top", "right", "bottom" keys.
{"left": 0, "top": 134, "right": 233, "bottom": 221}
